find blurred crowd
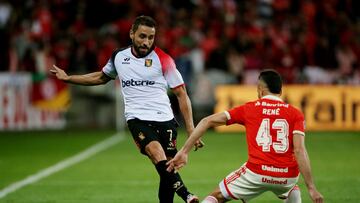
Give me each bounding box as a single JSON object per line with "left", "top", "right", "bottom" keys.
{"left": 0, "top": 0, "right": 359, "bottom": 88}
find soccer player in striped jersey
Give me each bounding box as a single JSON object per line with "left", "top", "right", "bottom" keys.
{"left": 51, "top": 15, "right": 203, "bottom": 203}
{"left": 167, "top": 70, "right": 323, "bottom": 203}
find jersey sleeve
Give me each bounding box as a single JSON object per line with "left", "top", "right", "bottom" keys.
{"left": 102, "top": 51, "right": 119, "bottom": 79}
{"left": 155, "top": 47, "right": 184, "bottom": 88}
{"left": 226, "top": 105, "right": 246, "bottom": 125}
{"left": 293, "top": 109, "right": 305, "bottom": 136}
{"left": 165, "top": 66, "right": 184, "bottom": 88}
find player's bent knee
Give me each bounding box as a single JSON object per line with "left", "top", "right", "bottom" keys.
{"left": 145, "top": 141, "right": 167, "bottom": 163}
{"left": 203, "top": 188, "right": 227, "bottom": 203}
{"left": 202, "top": 196, "right": 218, "bottom": 203}
{"left": 284, "top": 186, "right": 301, "bottom": 203}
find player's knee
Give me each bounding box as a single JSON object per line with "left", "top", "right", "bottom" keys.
{"left": 145, "top": 141, "right": 167, "bottom": 163}
{"left": 284, "top": 186, "right": 301, "bottom": 203}
{"left": 203, "top": 188, "right": 227, "bottom": 203}
{"left": 202, "top": 196, "right": 218, "bottom": 203}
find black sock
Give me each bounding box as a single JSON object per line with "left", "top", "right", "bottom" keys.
{"left": 173, "top": 171, "right": 192, "bottom": 201}
{"left": 155, "top": 160, "right": 191, "bottom": 202}
{"left": 155, "top": 160, "right": 175, "bottom": 203}
{"left": 158, "top": 177, "right": 175, "bottom": 203}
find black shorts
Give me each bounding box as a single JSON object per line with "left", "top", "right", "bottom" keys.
{"left": 127, "top": 118, "right": 179, "bottom": 157}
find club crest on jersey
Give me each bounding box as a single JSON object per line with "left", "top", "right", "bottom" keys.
{"left": 145, "top": 59, "right": 152, "bottom": 67}
{"left": 138, "top": 132, "right": 145, "bottom": 140}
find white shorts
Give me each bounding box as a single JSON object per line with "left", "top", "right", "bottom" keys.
{"left": 219, "top": 164, "right": 299, "bottom": 202}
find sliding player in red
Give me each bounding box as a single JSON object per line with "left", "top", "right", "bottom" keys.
{"left": 168, "top": 69, "right": 323, "bottom": 203}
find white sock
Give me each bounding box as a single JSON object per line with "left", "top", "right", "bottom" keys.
{"left": 284, "top": 186, "right": 301, "bottom": 203}
{"left": 202, "top": 196, "right": 218, "bottom": 203}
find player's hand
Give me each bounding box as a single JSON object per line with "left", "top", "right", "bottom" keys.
{"left": 50, "top": 65, "right": 70, "bottom": 81}
{"left": 309, "top": 188, "right": 323, "bottom": 203}
{"left": 166, "top": 149, "right": 188, "bottom": 172}
{"left": 194, "top": 139, "right": 205, "bottom": 151}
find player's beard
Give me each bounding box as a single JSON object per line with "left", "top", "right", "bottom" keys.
{"left": 132, "top": 41, "right": 154, "bottom": 57}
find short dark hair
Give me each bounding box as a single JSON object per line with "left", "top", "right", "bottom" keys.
{"left": 131, "top": 15, "right": 157, "bottom": 32}
{"left": 258, "top": 69, "right": 282, "bottom": 94}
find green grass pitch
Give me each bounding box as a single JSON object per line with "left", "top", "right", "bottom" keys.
{"left": 0, "top": 130, "right": 359, "bottom": 202}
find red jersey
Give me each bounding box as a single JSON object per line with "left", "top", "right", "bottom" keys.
{"left": 226, "top": 95, "right": 305, "bottom": 178}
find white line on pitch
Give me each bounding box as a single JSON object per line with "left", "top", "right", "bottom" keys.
{"left": 0, "top": 133, "right": 125, "bottom": 199}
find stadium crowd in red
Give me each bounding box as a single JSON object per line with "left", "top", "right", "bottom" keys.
{"left": 0, "top": 0, "right": 359, "bottom": 85}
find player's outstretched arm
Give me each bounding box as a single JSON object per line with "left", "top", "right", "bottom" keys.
{"left": 50, "top": 65, "right": 111, "bottom": 86}
{"left": 166, "top": 112, "right": 227, "bottom": 171}
{"left": 293, "top": 133, "right": 324, "bottom": 203}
